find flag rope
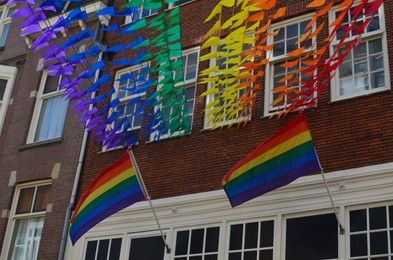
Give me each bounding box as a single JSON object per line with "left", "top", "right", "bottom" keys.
{"left": 127, "top": 148, "right": 171, "bottom": 254}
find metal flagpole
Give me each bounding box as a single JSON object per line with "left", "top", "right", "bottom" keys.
{"left": 127, "top": 148, "right": 171, "bottom": 253}
{"left": 316, "top": 153, "right": 345, "bottom": 235}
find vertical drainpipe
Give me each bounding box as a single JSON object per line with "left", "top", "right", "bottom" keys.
{"left": 58, "top": 20, "right": 106, "bottom": 260}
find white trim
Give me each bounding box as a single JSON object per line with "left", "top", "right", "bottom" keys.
{"left": 0, "top": 65, "right": 17, "bottom": 137}
{"left": 64, "top": 162, "right": 393, "bottom": 259}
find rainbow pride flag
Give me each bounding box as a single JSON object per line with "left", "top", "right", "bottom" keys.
{"left": 222, "top": 113, "right": 321, "bottom": 207}
{"left": 69, "top": 152, "right": 144, "bottom": 244}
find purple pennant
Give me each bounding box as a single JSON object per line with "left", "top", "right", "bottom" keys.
{"left": 6, "top": 0, "right": 36, "bottom": 5}
{"left": 79, "top": 107, "right": 99, "bottom": 124}
{"left": 32, "top": 30, "right": 57, "bottom": 51}
{"left": 71, "top": 98, "right": 91, "bottom": 113}
{"left": 11, "top": 5, "right": 33, "bottom": 18}
{"left": 21, "top": 24, "right": 42, "bottom": 36}
{"left": 19, "top": 11, "right": 47, "bottom": 29}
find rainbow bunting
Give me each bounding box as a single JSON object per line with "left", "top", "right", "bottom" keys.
{"left": 69, "top": 152, "right": 144, "bottom": 244}
{"left": 222, "top": 113, "right": 321, "bottom": 207}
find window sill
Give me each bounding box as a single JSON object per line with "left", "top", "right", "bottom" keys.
{"left": 330, "top": 87, "right": 391, "bottom": 104}
{"left": 20, "top": 137, "right": 63, "bottom": 151}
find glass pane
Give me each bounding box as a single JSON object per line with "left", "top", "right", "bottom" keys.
{"left": 189, "top": 256, "right": 202, "bottom": 260}
{"left": 128, "top": 236, "right": 165, "bottom": 260}
{"left": 369, "top": 39, "right": 382, "bottom": 54}
{"left": 109, "top": 238, "right": 122, "bottom": 260}
{"left": 85, "top": 241, "right": 98, "bottom": 260}
{"left": 260, "top": 249, "right": 273, "bottom": 260}
{"left": 0, "top": 79, "right": 7, "bottom": 100}
{"left": 43, "top": 75, "right": 60, "bottom": 94}
{"left": 287, "top": 24, "right": 298, "bottom": 39}
{"left": 286, "top": 38, "right": 297, "bottom": 53}
{"left": 370, "top": 54, "right": 384, "bottom": 71}
{"left": 390, "top": 231, "right": 392, "bottom": 251}
{"left": 175, "top": 231, "right": 189, "bottom": 255}
{"left": 205, "top": 227, "right": 219, "bottom": 253}
{"left": 354, "top": 76, "right": 369, "bottom": 92}
{"left": 0, "top": 23, "right": 10, "bottom": 47}
{"left": 350, "top": 234, "right": 367, "bottom": 257}
{"left": 389, "top": 206, "right": 393, "bottom": 228}
{"left": 286, "top": 213, "right": 338, "bottom": 260}
{"left": 245, "top": 222, "right": 258, "bottom": 249}
{"left": 229, "top": 252, "right": 241, "bottom": 260}
{"left": 9, "top": 217, "right": 44, "bottom": 260}
{"left": 367, "top": 16, "right": 380, "bottom": 32}
{"left": 35, "top": 95, "right": 69, "bottom": 142}
{"left": 16, "top": 188, "right": 35, "bottom": 214}
{"left": 190, "top": 229, "right": 204, "bottom": 254}
{"left": 97, "top": 239, "right": 109, "bottom": 260}
{"left": 370, "top": 231, "right": 388, "bottom": 255}
{"left": 371, "top": 71, "right": 385, "bottom": 89}
{"left": 229, "top": 224, "right": 243, "bottom": 250}
{"left": 244, "top": 250, "right": 257, "bottom": 260}
{"left": 339, "top": 61, "right": 352, "bottom": 78}
{"left": 260, "top": 221, "right": 274, "bottom": 247}
{"left": 205, "top": 255, "right": 218, "bottom": 260}
{"left": 339, "top": 78, "right": 353, "bottom": 96}
{"left": 273, "top": 42, "right": 284, "bottom": 57}
{"left": 354, "top": 58, "right": 368, "bottom": 74}
{"left": 350, "top": 209, "right": 367, "bottom": 232}
{"left": 370, "top": 207, "right": 387, "bottom": 230}
{"left": 33, "top": 185, "right": 50, "bottom": 212}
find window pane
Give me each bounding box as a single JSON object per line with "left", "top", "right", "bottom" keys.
{"left": 204, "top": 255, "right": 217, "bottom": 260}
{"left": 389, "top": 206, "right": 393, "bottom": 228}
{"left": 0, "top": 79, "right": 7, "bottom": 100}
{"left": 370, "top": 231, "right": 388, "bottom": 255}
{"left": 175, "top": 231, "right": 189, "bottom": 255}
{"left": 350, "top": 209, "right": 367, "bottom": 232}
{"left": 33, "top": 185, "right": 50, "bottom": 212}
{"left": 97, "top": 239, "right": 109, "bottom": 260}
{"left": 244, "top": 250, "right": 257, "bottom": 260}
{"left": 109, "top": 238, "right": 122, "bottom": 260}
{"left": 16, "top": 188, "right": 35, "bottom": 214}
{"left": 260, "top": 221, "right": 274, "bottom": 247}
{"left": 229, "top": 224, "right": 243, "bottom": 250}
{"left": 190, "top": 229, "right": 204, "bottom": 254}
{"left": 350, "top": 234, "right": 367, "bottom": 257}
{"left": 260, "top": 249, "right": 273, "bottom": 260}
{"left": 85, "top": 241, "right": 98, "bottom": 260}
{"left": 286, "top": 213, "right": 338, "bottom": 260}
{"left": 205, "top": 227, "right": 219, "bottom": 253}
{"left": 228, "top": 252, "right": 241, "bottom": 260}
{"left": 370, "top": 207, "right": 387, "bottom": 230}
{"left": 128, "top": 236, "right": 165, "bottom": 260}
{"left": 0, "top": 23, "right": 10, "bottom": 47}
{"left": 43, "top": 75, "right": 60, "bottom": 94}
{"left": 245, "top": 222, "right": 258, "bottom": 249}
{"left": 9, "top": 217, "right": 44, "bottom": 260}
{"left": 35, "top": 95, "right": 68, "bottom": 142}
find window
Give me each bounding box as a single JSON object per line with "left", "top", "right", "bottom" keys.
{"left": 84, "top": 238, "right": 122, "bottom": 260}
{"left": 286, "top": 213, "right": 338, "bottom": 260}
{"left": 0, "top": 5, "right": 16, "bottom": 48}
{"left": 111, "top": 66, "right": 148, "bottom": 141}
{"left": 265, "top": 15, "right": 314, "bottom": 115}
{"left": 157, "top": 48, "right": 199, "bottom": 138}
{"left": 125, "top": 1, "right": 159, "bottom": 24}
{"left": 174, "top": 226, "right": 220, "bottom": 260}
{"left": 128, "top": 235, "right": 165, "bottom": 259}
{"left": 348, "top": 205, "right": 393, "bottom": 259}
{"left": 0, "top": 65, "right": 17, "bottom": 136}
{"left": 169, "top": 0, "right": 194, "bottom": 8}
{"left": 228, "top": 220, "right": 274, "bottom": 260}
{"left": 330, "top": 2, "right": 389, "bottom": 100}
{"left": 27, "top": 72, "right": 68, "bottom": 143}
{"left": 6, "top": 182, "right": 51, "bottom": 260}
{"left": 204, "top": 35, "right": 253, "bottom": 128}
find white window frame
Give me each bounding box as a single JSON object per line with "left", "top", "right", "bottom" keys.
{"left": 0, "top": 64, "right": 17, "bottom": 136}
{"left": 1, "top": 180, "right": 51, "bottom": 260}
{"left": 0, "top": 4, "right": 16, "bottom": 48}
{"left": 124, "top": 0, "right": 159, "bottom": 24}
{"left": 204, "top": 32, "right": 254, "bottom": 129}
{"left": 264, "top": 14, "right": 316, "bottom": 117}
{"left": 329, "top": 1, "right": 390, "bottom": 101}
{"left": 27, "top": 71, "right": 68, "bottom": 144}
{"left": 152, "top": 47, "right": 199, "bottom": 140}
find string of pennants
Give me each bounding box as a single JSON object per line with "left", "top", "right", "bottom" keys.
{"left": 5, "top": 0, "right": 382, "bottom": 147}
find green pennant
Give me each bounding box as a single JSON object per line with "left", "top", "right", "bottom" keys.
{"left": 126, "top": 19, "right": 147, "bottom": 31}
{"left": 121, "top": 0, "right": 143, "bottom": 8}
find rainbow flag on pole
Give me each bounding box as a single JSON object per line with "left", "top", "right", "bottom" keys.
{"left": 69, "top": 152, "right": 145, "bottom": 244}
{"left": 222, "top": 113, "right": 321, "bottom": 207}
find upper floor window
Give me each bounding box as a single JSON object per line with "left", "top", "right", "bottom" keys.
{"left": 27, "top": 72, "right": 69, "bottom": 143}
{"left": 0, "top": 65, "right": 17, "bottom": 136}
{"left": 157, "top": 47, "right": 199, "bottom": 138}
{"left": 330, "top": 2, "right": 389, "bottom": 101}
{"left": 128, "top": 234, "right": 166, "bottom": 259}
{"left": 125, "top": 0, "right": 159, "bottom": 24}
{"left": 265, "top": 15, "right": 314, "bottom": 115}
{"left": 169, "top": 0, "right": 194, "bottom": 8}
{"left": 111, "top": 66, "right": 148, "bottom": 141}
{"left": 5, "top": 182, "right": 51, "bottom": 260}
{"left": 0, "top": 4, "right": 16, "bottom": 48}
{"left": 204, "top": 34, "right": 253, "bottom": 128}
